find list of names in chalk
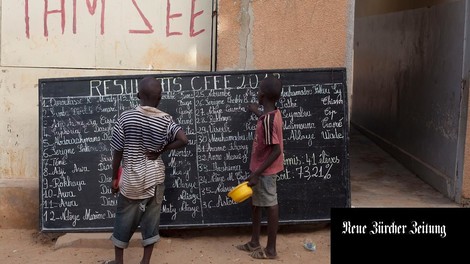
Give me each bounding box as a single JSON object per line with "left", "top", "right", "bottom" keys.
{"left": 39, "top": 71, "right": 348, "bottom": 230}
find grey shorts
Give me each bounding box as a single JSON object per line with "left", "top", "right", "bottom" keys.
{"left": 251, "top": 175, "right": 278, "bottom": 207}
{"left": 110, "top": 183, "right": 165, "bottom": 248}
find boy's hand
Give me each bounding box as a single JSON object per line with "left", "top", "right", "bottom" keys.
{"left": 247, "top": 103, "right": 262, "bottom": 117}
{"left": 247, "top": 172, "right": 260, "bottom": 187}
{"left": 111, "top": 179, "right": 119, "bottom": 194}
{"left": 146, "top": 150, "right": 163, "bottom": 160}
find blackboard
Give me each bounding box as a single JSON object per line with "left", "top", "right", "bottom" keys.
{"left": 39, "top": 68, "right": 350, "bottom": 232}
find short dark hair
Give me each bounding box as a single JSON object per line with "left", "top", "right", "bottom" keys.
{"left": 260, "top": 75, "right": 282, "bottom": 101}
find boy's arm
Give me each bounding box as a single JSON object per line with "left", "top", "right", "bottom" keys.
{"left": 248, "top": 144, "right": 281, "bottom": 187}
{"left": 146, "top": 130, "right": 188, "bottom": 160}
{"left": 111, "top": 150, "right": 123, "bottom": 194}
{"left": 162, "top": 129, "right": 188, "bottom": 151}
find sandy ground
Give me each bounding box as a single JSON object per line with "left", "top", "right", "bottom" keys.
{"left": 0, "top": 223, "right": 329, "bottom": 264}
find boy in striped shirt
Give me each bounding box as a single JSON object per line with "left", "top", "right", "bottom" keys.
{"left": 107, "top": 77, "right": 188, "bottom": 264}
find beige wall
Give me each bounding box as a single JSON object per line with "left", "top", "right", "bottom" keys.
{"left": 0, "top": 0, "right": 354, "bottom": 228}
{"left": 217, "top": 0, "right": 351, "bottom": 70}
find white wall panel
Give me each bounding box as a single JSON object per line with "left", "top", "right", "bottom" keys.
{"left": 1, "top": 0, "right": 213, "bottom": 70}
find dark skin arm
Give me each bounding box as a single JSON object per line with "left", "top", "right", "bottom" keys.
{"left": 111, "top": 150, "right": 123, "bottom": 194}
{"left": 248, "top": 144, "right": 281, "bottom": 187}
{"left": 247, "top": 103, "right": 263, "bottom": 117}
{"left": 145, "top": 130, "right": 189, "bottom": 160}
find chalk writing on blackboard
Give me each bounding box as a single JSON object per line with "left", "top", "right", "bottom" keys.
{"left": 39, "top": 69, "right": 350, "bottom": 232}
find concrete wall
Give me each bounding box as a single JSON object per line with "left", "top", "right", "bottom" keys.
{"left": 217, "top": 0, "right": 351, "bottom": 70}
{"left": 0, "top": 0, "right": 354, "bottom": 229}
{"left": 353, "top": 0, "right": 469, "bottom": 202}
{"left": 461, "top": 1, "right": 470, "bottom": 204}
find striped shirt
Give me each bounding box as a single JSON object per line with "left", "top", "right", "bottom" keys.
{"left": 250, "top": 109, "right": 284, "bottom": 175}
{"left": 111, "top": 106, "right": 181, "bottom": 199}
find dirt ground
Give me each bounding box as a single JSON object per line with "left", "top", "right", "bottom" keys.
{"left": 0, "top": 223, "right": 330, "bottom": 264}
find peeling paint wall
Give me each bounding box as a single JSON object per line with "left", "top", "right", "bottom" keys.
{"left": 353, "top": 0, "right": 468, "bottom": 202}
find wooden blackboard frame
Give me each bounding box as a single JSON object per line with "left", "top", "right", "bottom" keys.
{"left": 39, "top": 68, "right": 350, "bottom": 232}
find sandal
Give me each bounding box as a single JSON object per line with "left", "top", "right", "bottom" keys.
{"left": 235, "top": 242, "right": 261, "bottom": 252}
{"left": 250, "top": 247, "right": 278, "bottom": 259}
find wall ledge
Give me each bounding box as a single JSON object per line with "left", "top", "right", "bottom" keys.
{"left": 0, "top": 179, "right": 38, "bottom": 188}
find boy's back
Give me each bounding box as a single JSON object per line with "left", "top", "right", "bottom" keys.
{"left": 111, "top": 106, "right": 181, "bottom": 199}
